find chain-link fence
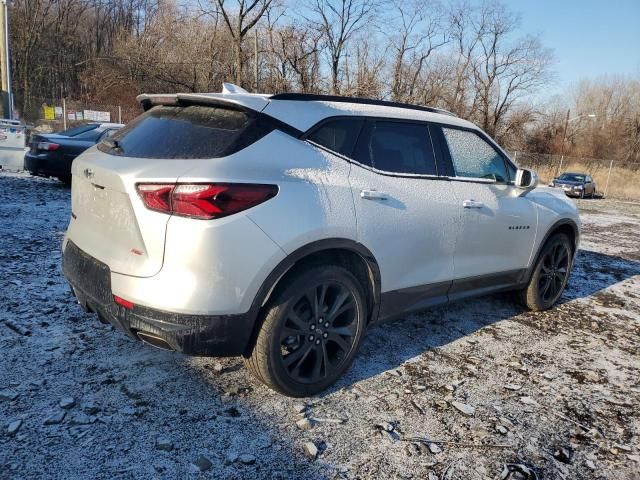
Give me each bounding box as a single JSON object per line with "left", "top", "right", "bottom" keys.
{"left": 19, "top": 97, "right": 141, "bottom": 133}
{"left": 511, "top": 151, "right": 640, "bottom": 201}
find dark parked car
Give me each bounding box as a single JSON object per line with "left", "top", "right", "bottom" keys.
{"left": 25, "top": 123, "right": 123, "bottom": 184}
{"left": 549, "top": 172, "right": 597, "bottom": 198}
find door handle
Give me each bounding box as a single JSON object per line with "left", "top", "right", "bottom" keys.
{"left": 361, "top": 189, "right": 388, "bottom": 200}
{"left": 463, "top": 199, "right": 485, "bottom": 209}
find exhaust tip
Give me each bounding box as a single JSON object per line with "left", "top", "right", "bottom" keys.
{"left": 136, "top": 331, "right": 175, "bottom": 352}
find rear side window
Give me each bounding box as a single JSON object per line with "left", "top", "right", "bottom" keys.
{"left": 354, "top": 121, "right": 437, "bottom": 175}
{"left": 441, "top": 127, "right": 510, "bottom": 183}
{"left": 306, "top": 117, "right": 363, "bottom": 157}
{"left": 99, "top": 105, "right": 272, "bottom": 159}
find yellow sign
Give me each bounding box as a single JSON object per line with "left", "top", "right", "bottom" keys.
{"left": 43, "top": 106, "right": 55, "bottom": 120}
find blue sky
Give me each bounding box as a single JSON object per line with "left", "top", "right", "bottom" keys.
{"left": 511, "top": 0, "right": 640, "bottom": 94}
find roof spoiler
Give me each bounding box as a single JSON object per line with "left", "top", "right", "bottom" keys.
{"left": 137, "top": 83, "right": 269, "bottom": 113}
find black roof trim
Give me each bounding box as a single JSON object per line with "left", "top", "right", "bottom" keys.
{"left": 269, "top": 93, "right": 456, "bottom": 117}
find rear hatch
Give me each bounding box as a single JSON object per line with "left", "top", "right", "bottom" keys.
{"left": 65, "top": 98, "right": 271, "bottom": 278}
{"left": 68, "top": 149, "right": 192, "bottom": 277}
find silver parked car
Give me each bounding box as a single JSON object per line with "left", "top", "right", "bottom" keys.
{"left": 550, "top": 172, "right": 597, "bottom": 198}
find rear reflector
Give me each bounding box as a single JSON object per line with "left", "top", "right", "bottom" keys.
{"left": 113, "top": 295, "right": 135, "bottom": 310}
{"left": 135, "top": 183, "right": 278, "bottom": 220}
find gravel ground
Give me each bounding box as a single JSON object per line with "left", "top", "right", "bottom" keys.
{"left": 1, "top": 172, "right": 639, "bottom": 480}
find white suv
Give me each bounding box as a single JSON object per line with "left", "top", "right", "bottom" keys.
{"left": 62, "top": 84, "right": 580, "bottom": 396}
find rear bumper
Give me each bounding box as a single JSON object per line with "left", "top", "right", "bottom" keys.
{"left": 62, "top": 241, "right": 255, "bottom": 356}
{"left": 24, "top": 152, "right": 70, "bottom": 178}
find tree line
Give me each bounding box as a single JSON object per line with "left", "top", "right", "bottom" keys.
{"left": 8, "top": 0, "right": 640, "bottom": 161}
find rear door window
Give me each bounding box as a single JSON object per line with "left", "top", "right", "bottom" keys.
{"left": 441, "top": 127, "right": 511, "bottom": 183}
{"left": 306, "top": 117, "right": 363, "bottom": 157}
{"left": 99, "top": 105, "right": 272, "bottom": 159}
{"left": 354, "top": 120, "right": 437, "bottom": 175}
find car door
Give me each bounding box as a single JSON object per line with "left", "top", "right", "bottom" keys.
{"left": 345, "top": 119, "right": 461, "bottom": 315}
{"left": 435, "top": 125, "right": 537, "bottom": 297}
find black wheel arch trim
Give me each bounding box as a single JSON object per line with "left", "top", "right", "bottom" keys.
{"left": 525, "top": 218, "right": 580, "bottom": 283}
{"left": 243, "top": 238, "right": 382, "bottom": 355}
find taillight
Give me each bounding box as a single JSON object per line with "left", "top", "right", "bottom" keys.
{"left": 135, "top": 183, "right": 278, "bottom": 220}
{"left": 37, "top": 142, "right": 60, "bottom": 151}
{"left": 136, "top": 184, "right": 173, "bottom": 214}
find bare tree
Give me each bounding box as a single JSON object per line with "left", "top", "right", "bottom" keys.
{"left": 304, "top": 0, "right": 377, "bottom": 94}
{"left": 8, "top": 0, "right": 569, "bottom": 161}
{"left": 9, "top": 0, "right": 54, "bottom": 113}
{"left": 266, "top": 25, "right": 321, "bottom": 93}
{"left": 470, "top": 3, "right": 552, "bottom": 137}
{"left": 570, "top": 76, "right": 640, "bottom": 160}
{"left": 388, "top": 0, "right": 448, "bottom": 103}
{"left": 201, "top": 0, "right": 274, "bottom": 87}
{"left": 342, "top": 38, "right": 384, "bottom": 97}
{"left": 445, "top": 0, "right": 485, "bottom": 117}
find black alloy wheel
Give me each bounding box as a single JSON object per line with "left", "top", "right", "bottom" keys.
{"left": 244, "top": 265, "right": 367, "bottom": 397}
{"left": 279, "top": 282, "right": 358, "bottom": 384}
{"left": 518, "top": 233, "right": 573, "bottom": 311}
{"left": 537, "top": 241, "right": 570, "bottom": 304}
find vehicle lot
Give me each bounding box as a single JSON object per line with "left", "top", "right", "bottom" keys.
{"left": 1, "top": 172, "right": 638, "bottom": 479}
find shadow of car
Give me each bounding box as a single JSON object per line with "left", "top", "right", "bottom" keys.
{"left": 24, "top": 122, "right": 123, "bottom": 184}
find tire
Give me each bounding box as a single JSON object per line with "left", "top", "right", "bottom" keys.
{"left": 57, "top": 175, "right": 72, "bottom": 186}
{"left": 244, "top": 265, "right": 367, "bottom": 397}
{"left": 519, "top": 233, "right": 573, "bottom": 311}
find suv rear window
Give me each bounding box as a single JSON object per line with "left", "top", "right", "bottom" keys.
{"left": 99, "top": 105, "right": 272, "bottom": 159}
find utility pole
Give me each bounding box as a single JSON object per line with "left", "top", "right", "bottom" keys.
{"left": 254, "top": 27, "right": 259, "bottom": 92}
{"left": 560, "top": 109, "right": 596, "bottom": 161}
{"left": 560, "top": 108, "right": 570, "bottom": 158}
{"left": 0, "top": 0, "right": 13, "bottom": 119}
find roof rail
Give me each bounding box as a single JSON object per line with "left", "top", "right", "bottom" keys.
{"left": 269, "top": 93, "right": 456, "bottom": 117}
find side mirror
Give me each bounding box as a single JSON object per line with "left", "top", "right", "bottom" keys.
{"left": 515, "top": 168, "right": 539, "bottom": 190}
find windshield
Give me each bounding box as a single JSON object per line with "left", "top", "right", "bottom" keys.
{"left": 558, "top": 173, "right": 585, "bottom": 182}
{"left": 58, "top": 124, "right": 100, "bottom": 137}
